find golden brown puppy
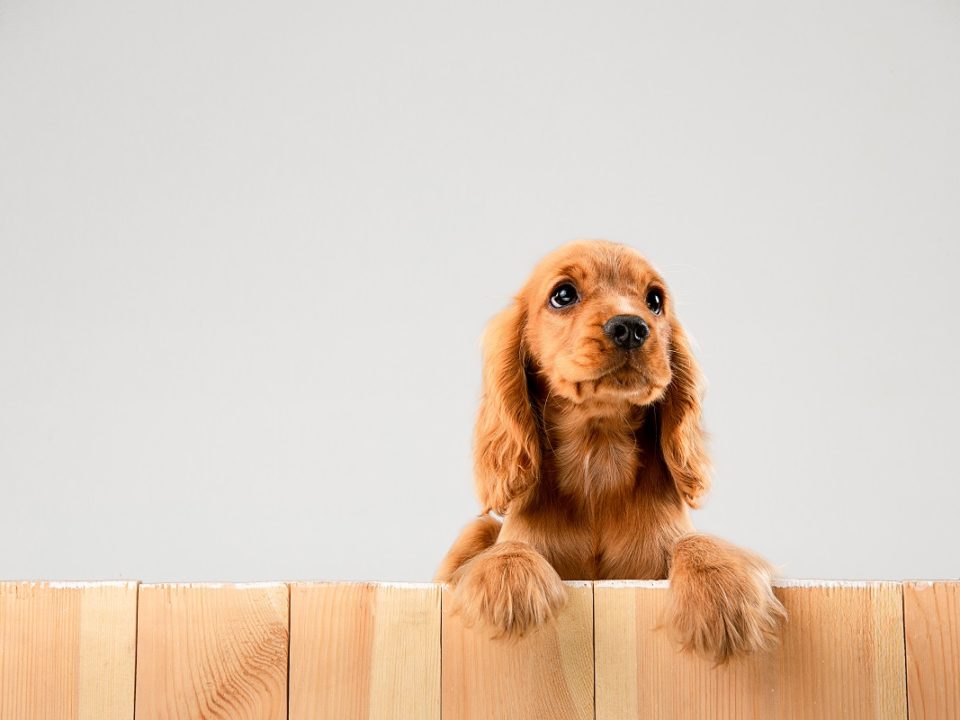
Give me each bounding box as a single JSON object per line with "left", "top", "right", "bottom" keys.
{"left": 436, "top": 240, "right": 785, "bottom": 664}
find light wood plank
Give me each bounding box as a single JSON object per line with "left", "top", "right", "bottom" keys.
{"left": 595, "top": 580, "right": 907, "bottom": 720}
{"left": 134, "top": 583, "right": 288, "bottom": 720}
{"left": 441, "top": 581, "right": 593, "bottom": 720}
{"left": 904, "top": 581, "right": 960, "bottom": 719}
{"left": 0, "top": 581, "right": 138, "bottom": 720}
{"left": 289, "top": 582, "right": 440, "bottom": 720}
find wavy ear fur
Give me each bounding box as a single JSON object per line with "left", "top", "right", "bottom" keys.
{"left": 473, "top": 301, "right": 541, "bottom": 514}
{"left": 658, "top": 319, "right": 711, "bottom": 507}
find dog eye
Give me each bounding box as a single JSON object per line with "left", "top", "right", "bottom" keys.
{"left": 646, "top": 288, "right": 663, "bottom": 315}
{"left": 549, "top": 283, "right": 579, "bottom": 309}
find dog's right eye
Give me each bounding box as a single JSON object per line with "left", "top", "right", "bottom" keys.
{"left": 549, "top": 283, "right": 580, "bottom": 309}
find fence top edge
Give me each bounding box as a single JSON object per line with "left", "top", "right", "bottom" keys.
{"left": 4, "top": 579, "right": 956, "bottom": 590}
{"left": 290, "top": 581, "right": 438, "bottom": 589}
{"left": 0, "top": 580, "right": 139, "bottom": 590}
{"left": 903, "top": 579, "right": 960, "bottom": 589}
{"left": 594, "top": 579, "right": 909, "bottom": 589}
{"left": 138, "top": 581, "right": 288, "bottom": 590}
{"left": 595, "top": 579, "right": 669, "bottom": 589}
{"left": 774, "top": 579, "right": 903, "bottom": 588}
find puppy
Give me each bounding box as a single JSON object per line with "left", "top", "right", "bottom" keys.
{"left": 436, "top": 240, "right": 785, "bottom": 664}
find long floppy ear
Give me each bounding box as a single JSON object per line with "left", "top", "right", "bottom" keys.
{"left": 658, "top": 318, "right": 711, "bottom": 508}
{"left": 473, "top": 301, "right": 541, "bottom": 514}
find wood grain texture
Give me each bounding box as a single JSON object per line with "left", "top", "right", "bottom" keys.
{"left": 134, "top": 583, "right": 288, "bottom": 720}
{"left": 595, "top": 580, "right": 907, "bottom": 720}
{"left": 441, "top": 581, "right": 593, "bottom": 720}
{"left": 289, "top": 582, "right": 440, "bottom": 720}
{"left": 904, "top": 581, "right": 960, "bottom": 719}
{"left": 0, "top": 581, "right": 138, "bottom": 720}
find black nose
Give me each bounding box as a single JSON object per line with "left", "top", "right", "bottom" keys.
{"left": 603, "top": 315, "right": 649, "bottom": 350}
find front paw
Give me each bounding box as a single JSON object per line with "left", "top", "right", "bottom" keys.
{"left": 448, "top": 541, "right": 567, "bottom": 638}
{"left": 667, "top": 534, "right": 786, "bottom": 664}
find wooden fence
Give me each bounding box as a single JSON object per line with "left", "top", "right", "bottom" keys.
{"left": 0, "top": 580, "right": 956, "bottom": 719}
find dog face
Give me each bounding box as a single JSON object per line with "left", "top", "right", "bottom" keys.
{"left": 474, "top": 239, "right": 710, "bottom": 513}
{"left": 520, "top": 241, "right": 674, "bottom": 407}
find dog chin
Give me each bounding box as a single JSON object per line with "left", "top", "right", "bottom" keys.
{"left": 600, "top": 382, "right": 664, "bottom": 405}
{"left": 627, "top": 384, "right": 668, "bottom": 406}
{"left": 589, "top": 371, "right": 668, "bottom": 405}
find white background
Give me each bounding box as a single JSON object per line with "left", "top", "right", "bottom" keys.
{"left": 1, "top": 0, "right": 958, "bottom": 581}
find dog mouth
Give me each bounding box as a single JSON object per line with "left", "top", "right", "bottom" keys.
{"left": 555, "top": 362, "right": 668, "bottom": 406}
{"left": 566, "top": 361, "right": 648, "bottom": 393}
{"left": 599, "top": 367, "right": 649, "bottom": 392}
{"left": 582, "top": 361, "right": 669, "bottom": 400}
{"left": 557, "top": 351, "right": 669, "bottom": 403}
{"left": 606, "top": 373, "right": 643, "bottom": 389}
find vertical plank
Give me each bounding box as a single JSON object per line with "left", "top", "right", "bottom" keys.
{"left": 441, "top": 581, "right": 594, "bottom": 720}
{"left": 904, "top": 581, "right": 960, "bottom": 719}
{"left": 595, "top": 580, "right": 907, "bottom": 720}
{"left": 289, "top": 582, "right": 440, "bottom": 720}
{"left": 135, "top": 583, "right": 289, "bottom": 720}
{"left": 0, "top": 581, "right": 138, "bottom": 720}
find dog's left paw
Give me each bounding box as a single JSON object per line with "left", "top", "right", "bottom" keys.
{"left": 667, "top": 533, "right": 786, "bottom": 664}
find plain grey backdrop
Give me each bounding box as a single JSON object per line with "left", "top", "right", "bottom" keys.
{"left": 1, "top": 0, "right": 958, "bottom": 582}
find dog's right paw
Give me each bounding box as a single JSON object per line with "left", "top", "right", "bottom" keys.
{"left": 449, "top": 541, "right": 567, "bottom": 638}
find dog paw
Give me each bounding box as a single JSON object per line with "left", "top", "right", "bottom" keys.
{"left": 667, "top": 534, "right": 786, "bottom": 664}
{"left": 449, "top": 541, "right": 567, "bottom": 638}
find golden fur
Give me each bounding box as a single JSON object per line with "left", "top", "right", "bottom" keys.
{"left": 436, "top": 240, "right": 785, "bottom": 663}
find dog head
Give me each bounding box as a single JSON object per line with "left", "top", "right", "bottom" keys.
{"left": 474, "top": 240, "right": 710, "bottom": 512}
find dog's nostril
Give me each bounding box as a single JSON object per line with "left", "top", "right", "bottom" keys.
{"left": 603, "top": 315, "right": 649, "bottom": 350}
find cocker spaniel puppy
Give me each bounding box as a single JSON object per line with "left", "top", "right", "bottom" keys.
{"left": 436, "top": 240, "right": 785, "bottom": 663}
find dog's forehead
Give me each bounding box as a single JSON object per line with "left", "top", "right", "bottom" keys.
{"left": 538, "top": 241, "right": 659, "bottom": 289}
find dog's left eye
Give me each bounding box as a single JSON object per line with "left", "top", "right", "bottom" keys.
{"left": 549, "top": 283, "right": 579, "bottom": 308}
{"left": 646, "top": 288, "right": 663, "bottom": 315}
